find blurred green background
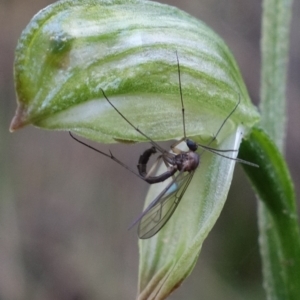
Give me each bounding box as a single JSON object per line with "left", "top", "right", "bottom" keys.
{"left": 1, "top": 0, "right": 299, "bottom": 299}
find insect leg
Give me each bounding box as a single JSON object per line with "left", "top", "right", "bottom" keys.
{"left": 100, "top": 89, "right": 168, "bottom": 156}
{"left": 175, "top": 51, "right": 187, "bottom": 140}
{"left": 69, "top": 132, "right": 146, "bottom": 180}
{"left": 170, "top": 137, "right": 186, "bottom": 154}
{"left": 200, "top": 93, "right": 241, "bottom": 150}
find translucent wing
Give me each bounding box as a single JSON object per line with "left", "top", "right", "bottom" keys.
{"left": 137, "top": 170, "right": 195, "bottom": 239}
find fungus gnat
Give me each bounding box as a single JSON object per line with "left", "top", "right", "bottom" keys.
{"left": 69, "top": 52, "right": 258, "bottom": 239}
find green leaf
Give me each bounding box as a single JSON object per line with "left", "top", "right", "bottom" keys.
{"left": 239, "top": 127, "right": 300, "bottom": 300}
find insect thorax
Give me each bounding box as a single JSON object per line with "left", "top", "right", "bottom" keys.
{"left": 176, "top": 151, "right": 200, "bottom": 172}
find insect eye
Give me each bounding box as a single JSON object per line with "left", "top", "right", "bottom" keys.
{"left": 186, "top": 139, "right": 198, "bottom": 151}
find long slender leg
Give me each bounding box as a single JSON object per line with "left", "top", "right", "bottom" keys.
{"left": 175, "top": 51, "right": 186, "bottom": 140}
{"left": 170, "top": 137, "right": 186, "bottom": 154}
{"left": 100, "top": 89, "right": 168, "bottom": 156}
{"left": 69, "top": 132, "right": 144, "bottom": 180}
{"left": 70, "top": 132, "right": 179, "bottom": 184}
{"left": 198, "top": 93, "right": 241, "bottom": 152}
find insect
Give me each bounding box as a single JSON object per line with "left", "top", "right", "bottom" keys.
{"left": 69, "top": 53, "right": 258, "bottom": 239}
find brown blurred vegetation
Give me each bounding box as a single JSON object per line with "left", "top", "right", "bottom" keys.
{"left": 0, "top": 0, "right": 299, "bottom": 299}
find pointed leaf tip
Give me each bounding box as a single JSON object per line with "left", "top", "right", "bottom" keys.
{"left": 9, "top": 102, "right": 28, "bottom": 132}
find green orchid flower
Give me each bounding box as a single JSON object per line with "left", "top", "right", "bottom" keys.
{"left": 10, "top": 0, "right": 300, "bottom": 299}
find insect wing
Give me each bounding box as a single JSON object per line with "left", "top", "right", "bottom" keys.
{"left": 138, "top": 171, "right": 195, "bottom": 239}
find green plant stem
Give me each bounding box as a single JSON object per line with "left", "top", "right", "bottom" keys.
{"left": 260, "top": 0, "right": 293, "bottom": 150}
{"left": 258, "top": 0, "right": 297, "bottom": 299}
{"left": 240, "top": 128, "right": 300, "bottom": 300}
